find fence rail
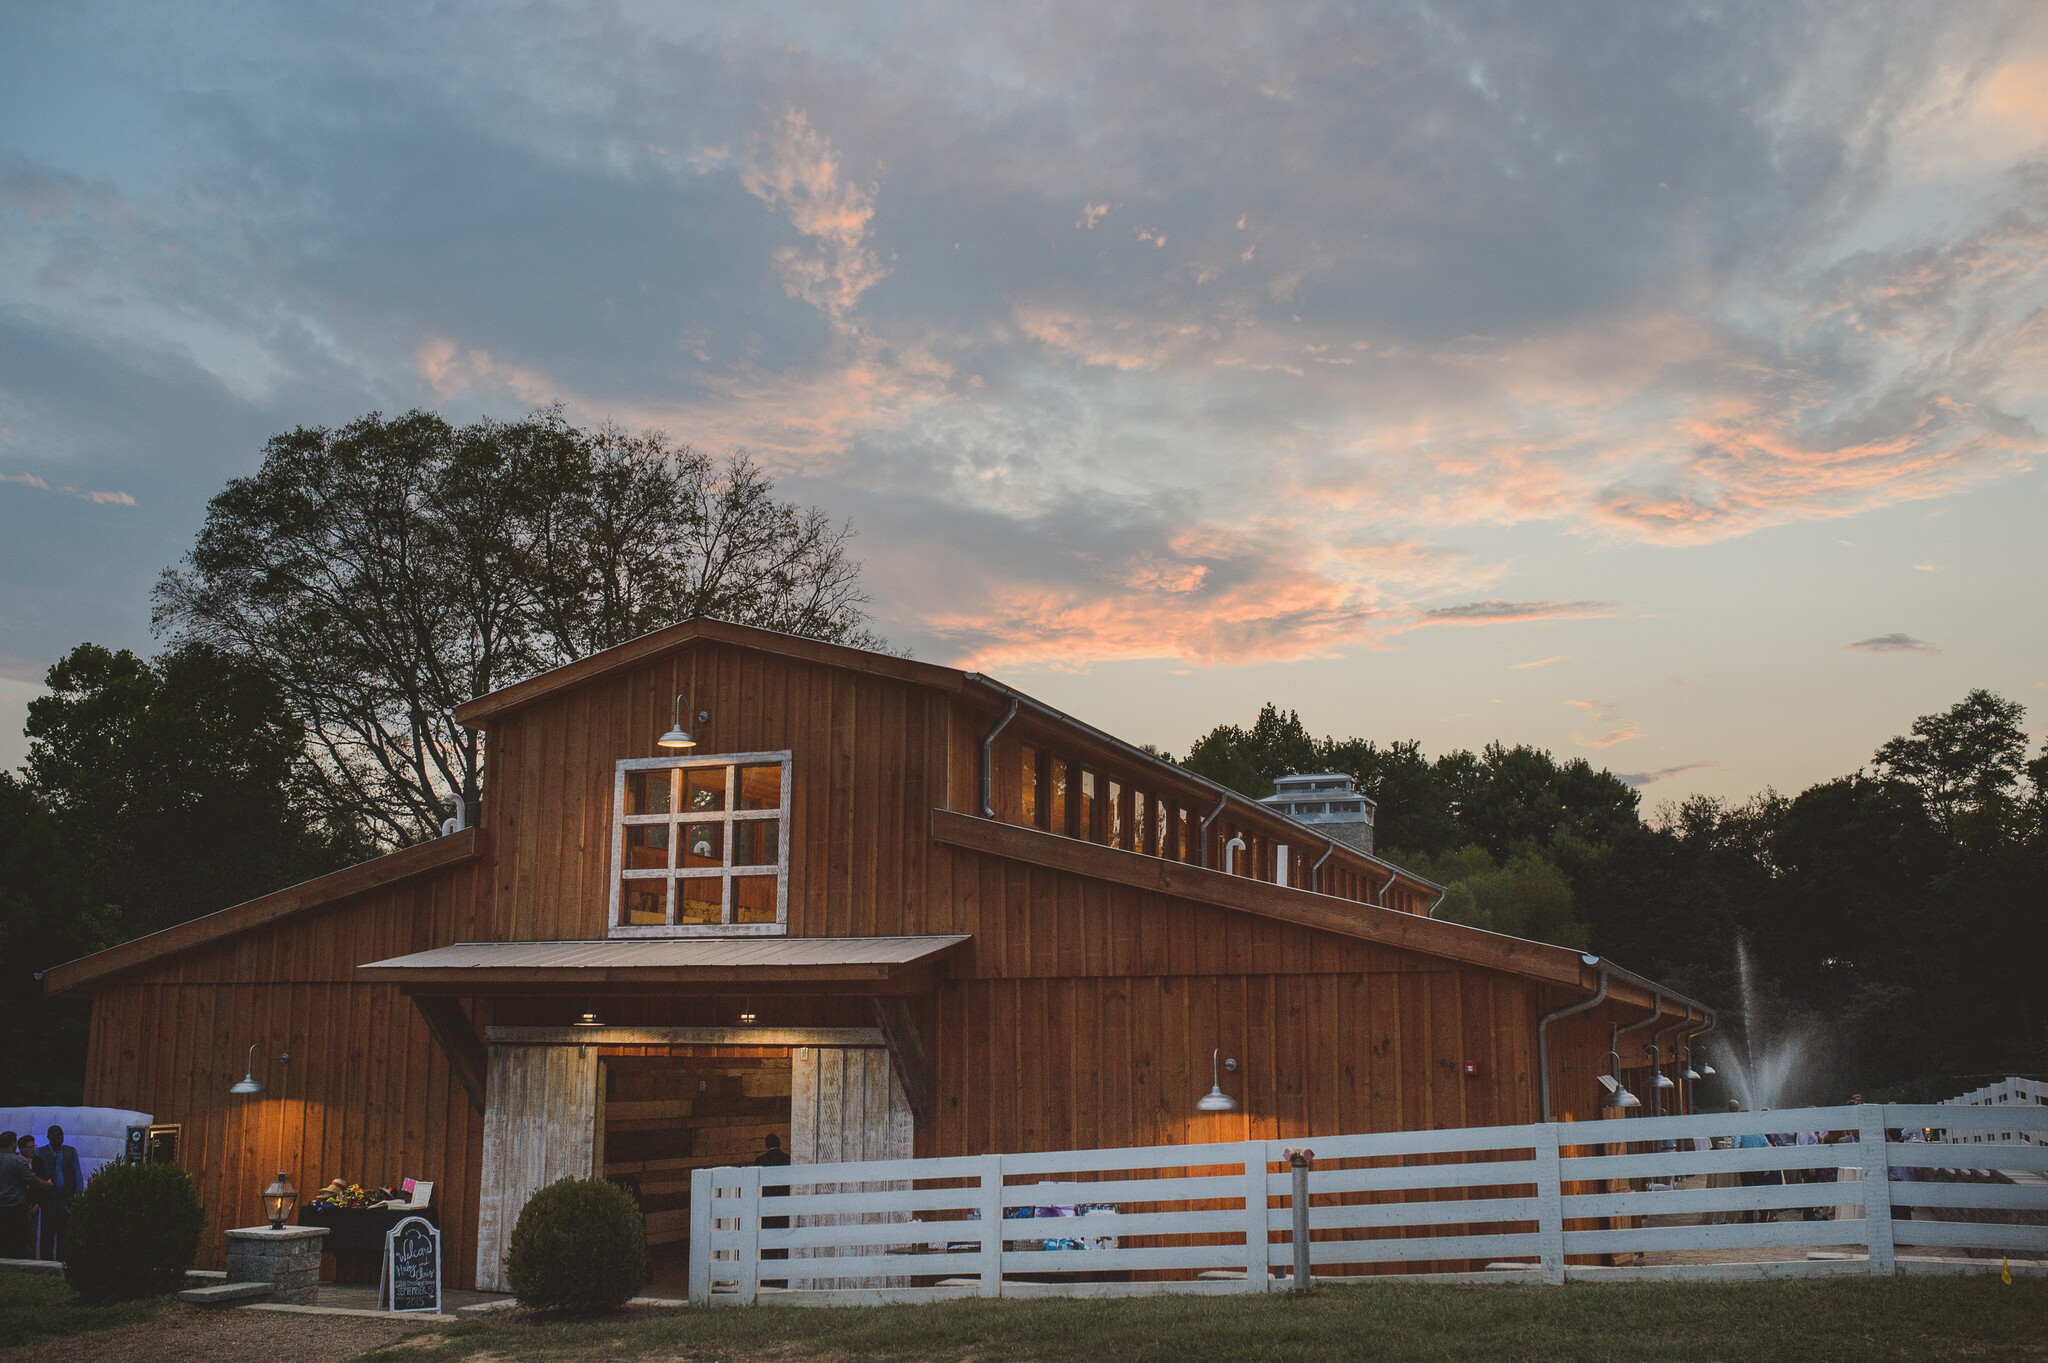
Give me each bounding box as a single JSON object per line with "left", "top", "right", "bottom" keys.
{"left": 687, "top": 1102, "right": 2048, "bottom": 1306}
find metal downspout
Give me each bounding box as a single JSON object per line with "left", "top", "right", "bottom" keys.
{"left": 978, "top": 697, "right": 1019, "bottom": 819}
{"left": 1647, "top": 1005, "right": 1692, "bottom": 1118}
{"left": 1198, "top": 791, "right": 1228, "bottom": 869}
{"left": 1678, "top": 1012, "right": 1717, "bottom": 1115}
{"left": 1311, "top": 839, "right": 1336, "bottom": 894}
{"left": 1538, "top": 959, "right": 1610, "bottom": 1122}
{"left": 1614, "top": 990, "right": 1665, "bottom": 1113}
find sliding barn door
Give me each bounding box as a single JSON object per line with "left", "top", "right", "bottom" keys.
{"left": 786, "top": 1045, "right": 914, "bottom": 1289}
{"left": 790, "top": 1045, "right": 914, "bottom": 1164}
{"left": 475, "top": 1043, "right": 600, "bottom": 1291}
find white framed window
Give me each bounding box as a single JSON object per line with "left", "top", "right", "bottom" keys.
{"left": 608, "top": 751, "right": 793, "bottom": 937}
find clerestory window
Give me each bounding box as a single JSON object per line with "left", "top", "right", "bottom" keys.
{"left": 609, "top": 752, "right": 793, "bottom": 936}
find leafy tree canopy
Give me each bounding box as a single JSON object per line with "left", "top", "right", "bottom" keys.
{"left": 154, "top": 408, "right": 882, "bottom": 845}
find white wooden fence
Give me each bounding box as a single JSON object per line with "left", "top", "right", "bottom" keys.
{"left": 1942, "top": 1077, "right": 2046, "bottom": 1146}
{"left": 687, "top": 1102, "right": 2048, "bottom": 1306}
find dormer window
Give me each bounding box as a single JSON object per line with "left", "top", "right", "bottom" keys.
{"left": 609, "top": 752, "right": 793, "bottom": 936}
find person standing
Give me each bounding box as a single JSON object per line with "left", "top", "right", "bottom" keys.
{"left": 0, "top": 1132, "right": 50, "bottom": 1259}
{"left": 754, "top": 1133, "right": 794, "bottom": 1287}
{"left": 1733, "top": 1106, "right": 1776, "bottom": 1224}
{"left": 15, "top": 1136, "right": 47, "bottom": 1258}
{"left": 39, "top": 1126, "right": 82, "bottom": 1260}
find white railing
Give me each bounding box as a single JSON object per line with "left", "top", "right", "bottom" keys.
{"left": 1942, "top": 1077, "right": 2046, "bottom": 1145}
{"left": 687, "top": 1102, "right": 2048, "bottom": 1306}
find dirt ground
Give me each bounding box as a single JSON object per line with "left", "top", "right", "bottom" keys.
{"left": 0, "top": 1302, "right": 433, "bottom": 1363}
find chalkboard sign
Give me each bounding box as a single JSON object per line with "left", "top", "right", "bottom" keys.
{"left": 380, "top": 1215, "right": 441, "bottom": 1314}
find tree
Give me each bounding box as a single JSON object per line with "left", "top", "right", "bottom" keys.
{"left": 22, "top": 643, "right": 360, "bottom": 939}
{"left": 0, "top": 775, "right": 112, "bottom": 1104}
{"left": 154, "top": 409, "right": 883, "bottom": 845}
{"left": 1873, "top": 688, "right": 2030, "bottom": 839}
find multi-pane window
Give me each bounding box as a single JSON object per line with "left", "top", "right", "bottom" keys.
{"left": 609, "top": 752, "right": 792, "bottom": 936}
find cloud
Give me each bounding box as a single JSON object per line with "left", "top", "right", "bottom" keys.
{"left": 1421, "top": 600, "right": 1621, "bottom": 626}
{"left": 1845, "top": 632, "right": 1942, "bottom": 654}
{"left": 1617, "top": 761, "right": 1718, "bottom": 788}
{"left": 1509, "top": 655, "right": 1569, "bottom": 670}
{"left": 740, "top": 108, "right": 888, "bottom": 324}
{"left": 1565, "top": 698, "right": 1642, "bottom": 748}
{"left": 2, "top": 471, "right": 134, "bottom": 505}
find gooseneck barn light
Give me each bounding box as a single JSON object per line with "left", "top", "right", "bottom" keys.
{"left": 229, "top": 1042, "right": 290, "bottom": 1095}
{"left": 1196, "top": 1049, "right": 1241, "bottom": 1113}
{"left": 659, "top": 694, "right": 706, "bottom": 750}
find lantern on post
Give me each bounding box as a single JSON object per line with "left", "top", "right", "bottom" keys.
{"left": 262, "top": 1171, "right": 298, "bottom": 1229}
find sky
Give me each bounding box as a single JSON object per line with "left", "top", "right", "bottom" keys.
{"left": 3, "top": 1, "right": 2046, "bottom": 811}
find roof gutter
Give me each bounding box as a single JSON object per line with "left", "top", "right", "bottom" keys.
{"left": 1537, "top": 955, "right": 1609, "bottom": 1122}
{"left": 963, "top": 673, "right": 1444, "bottom": 898}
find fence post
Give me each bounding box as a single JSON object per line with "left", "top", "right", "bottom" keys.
{"left": 1534, "top": 1124, "right": 1567, "bottom": 1285}
{"left": 1857, "top": 1106, "right": 1897, "bottom": 1277}
{"left": 1286, "top": 1149, "right": 1313, "bottom": 1293}
{"left": 1240, "top": 1142, "right": 1271, "bottom": 1291}
{"left": 978, "top": 1154, "right": 1004, "bottom": 1298}
{"left": 735, "top": 1164, "right": 763, "bottom": 1304}
{"left": 688, "top": 1167, "right": 714, "bottom": 1306}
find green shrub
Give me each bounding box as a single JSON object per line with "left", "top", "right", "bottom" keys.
{"left": 505, "top": 1176, "right": 647, "bottom": 1315}
{"left": 62, "top": 1162, "right": 208, "bottom": 1303}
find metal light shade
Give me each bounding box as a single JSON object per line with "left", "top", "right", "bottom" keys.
{"left": 1615, "top": 1087, "right": 1641, "bottom": 1109}
{"left": 1654, "top": 1072, "right": 1676, "bottom": 1089}
{"left": 1685, "top": 1067, "right": 1702, "bottom": 1080}
{"left": 658, "top": 694, "right": 698, "bottom": 749}
{"left": 1196, "top": 1048, "right": 1240, "bottom": 1113}
{"left": 262, "top": 1171, "right": 297, "bottom": 1229}
{"left": 230, "top": 1040, "right": 266, "bottom": 1094}
{"left": 1702, "top": 1064, "right": 1717, "bottom": 1077}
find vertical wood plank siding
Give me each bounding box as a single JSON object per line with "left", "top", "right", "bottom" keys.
{"left": 76, "top": 636, "right": 1680, "bottom": 1289}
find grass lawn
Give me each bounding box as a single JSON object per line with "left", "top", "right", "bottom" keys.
{"left": 381, "top": 1277, "right": 2048, "bottom": 1363}
{"left": 0, "top": 1271, "right": 160, "bottom": 1350}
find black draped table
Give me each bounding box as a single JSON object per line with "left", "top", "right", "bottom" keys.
{"left": 299, "top": 1203, "right": 439, "bottom": 1282}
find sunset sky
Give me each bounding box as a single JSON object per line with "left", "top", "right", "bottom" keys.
{"left": 3, "top": 2, "right": 2045, "bottom": 807}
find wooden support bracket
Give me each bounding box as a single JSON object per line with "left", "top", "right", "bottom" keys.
{"left": 870, "top": 996, "right": 932, "bottom": 1128}
{"left": 413, "top": 995, "right": 488, "bottom": 1114}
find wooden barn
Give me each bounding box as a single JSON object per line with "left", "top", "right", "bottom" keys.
{"left": 45, "top": 619, "right": 1712, "bottom": 1289}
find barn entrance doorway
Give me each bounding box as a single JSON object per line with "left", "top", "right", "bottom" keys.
{"left": 600, "top": 1048, "right": 794, "bottom": 1290}
{"left": 472, "top": 1025, "right": 917, "bottom": 1293}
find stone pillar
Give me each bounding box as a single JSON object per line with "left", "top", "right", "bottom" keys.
{"left": 225, "top": 1226, "right": 328, "bottom": 1305}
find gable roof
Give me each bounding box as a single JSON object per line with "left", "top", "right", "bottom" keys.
{"left": 42, "top": 829, "right": 485, "bottom": 997}
{"left": 455, "top": 615, "right": 1442, "bottom": 905}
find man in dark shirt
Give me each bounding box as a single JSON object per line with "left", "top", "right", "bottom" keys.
{"left": 754, "top": 1133, "right": 793, "bottom": 1284}
{"left": 39, "top": 1127, "right": 83, "bottom": 1260}
{"left": 0, "top": 1132, "right": 51, "bottom": 1259}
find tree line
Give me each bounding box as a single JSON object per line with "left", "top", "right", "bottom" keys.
{"left": 1176, "top": 693, "right": 2048, "bottom": 1103}
{"left": 2, "top": 409, "right": 878, "bottom": 1104}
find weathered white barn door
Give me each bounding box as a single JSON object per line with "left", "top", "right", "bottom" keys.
{"left": 791, "top": 1044, "right": 913, "bottom": 1163}
{"left": 786, "top": 1044, "right": 914, "bottom": 1288}
{"left": 475, "top": 1042, "right": 600, "bottom": 1291}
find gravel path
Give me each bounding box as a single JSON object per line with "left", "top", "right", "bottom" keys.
{"left": 1, "top": 1302, "right": 433, "bottom": 1363}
